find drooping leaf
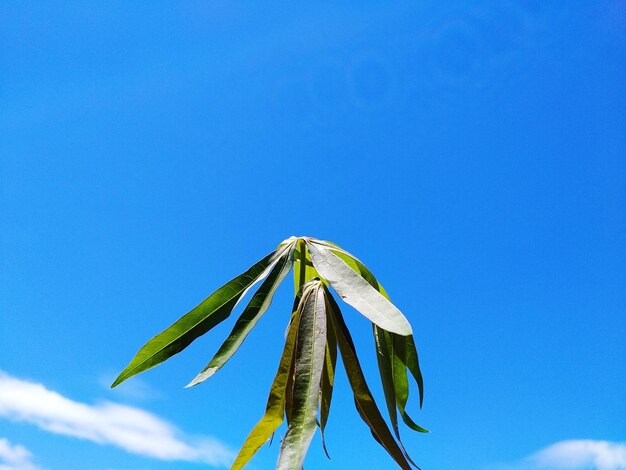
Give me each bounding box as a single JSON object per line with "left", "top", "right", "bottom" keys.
{"left": 394, "top": 334, "right": 425, "bottom": 409}
{"left": 391, "top": 334, "right": 429, "bottom": 433}
{"left": 325, "top": 290, "right": 413, "bottom": 470}
{"left": 277, "top": 281, "right": 327, "bottom": 470}
{"left": 320, "top": 239, "right": 426, "bottom": 418}
{"left": 231, "top": 305, "right": 301, "bottom": 470}
{"left": 373, "top": 326, "right": 398, "bottom": 429}
{"left": 373, "top": 326, "right": 420, "bottom": 467}
{"left": 319, "top": 312, "right": 337, "bottom": 459}
{"left": 186, "top": 247, "right": 295, "bottom": 387}
{"left": 306, "top": 240, "right": 412, "bottom": 335}
{"left": 112, "top": 241, "right": 294, "bottom": 388}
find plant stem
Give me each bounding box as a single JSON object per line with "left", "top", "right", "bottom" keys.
{"left": 298, "top": 238, "right": 307, "bottom": 291}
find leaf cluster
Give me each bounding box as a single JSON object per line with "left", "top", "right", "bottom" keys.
{"left": 112, "top": 237, "right": 427, "bottom": 469}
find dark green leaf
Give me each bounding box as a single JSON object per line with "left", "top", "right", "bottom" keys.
{"left": 187, "top": 247, "right": 294, "bottom": 387}
{"left": 388, "top": 333, "right": 428, "bottom": 433}
{"left": 112, "top": 243, "right": 293, "bottom": 388}
{"left": 375, "top": 327, "right": 420, "bottom": 467}
{"left": 319, "top": 313, "right": 337, "bottom": 459}
{"left": 373, "top": 326, "right": 399, "bottom": 433}
{"left": 284, "top": 289, "right": 303, "bottom": 426}
{"left": 326, "top": 290, "right": 412, "bottom": 470}
{"left": 394, "top": 334, "right": 425, "bottom": 409}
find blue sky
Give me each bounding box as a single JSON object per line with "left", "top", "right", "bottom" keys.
{"left": 1, "top": 1, "right": 625, "bottom": 469}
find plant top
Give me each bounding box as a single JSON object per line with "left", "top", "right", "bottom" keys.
{"left": 112, "top": 236, "right": 427, "bottom": 469}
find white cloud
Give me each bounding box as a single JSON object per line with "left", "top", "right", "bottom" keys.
{"left": 490, "top": 440, "right": 626, "bottom": 470}
{"left": 529, "top": 440, "right": 626, "bottom": 470}
{"left": 0, "top": 371, "right": 234, "bottom": 467}
{"left": 0, "top": 438, "right": 41, "bottom": 470}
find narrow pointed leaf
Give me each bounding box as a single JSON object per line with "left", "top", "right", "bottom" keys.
{"left": 231, "top": 307, "right": 301, "bottom": 470}
{"left": 374, "top": 326, "right": 420, "bottom": 467}
{"left": 330, "top": 245, "right": 426, "bottom": 413}
{"left": 112, "top": 243, "right": 292, "bottom": 388}
{"left": 326, "top": 291, "right": 413, "bottom": 470}
{"left": 277, "top": 281, "right": 327, "bottom": 470}
{"left": 391, "top": 335, "right": 429, "bottom": 432}
{"left": 306, "top": 240, "right": 412, "bottom": 335}
{"left": 187, "top": 247, "right": 294, "bottom": 387}
{"left": 398, "top": 402, "right": 429, "bottom": 433}
{"left": 311, "top": 240, "right": 426, "bottom": 430}
{"left": 394, "top": 334, "right": 425, "bottom": 409}
{"left": 285, "top": 286, "right": 305, "bottom": 425}
{"left": 323, "top": 240, "right": 426, "bottom": 414}
{"left": 285, "top": 344, "right": 296, "bottom": 425}
{"left": 373, "top": 326, "right": 399, "bottom": 434}
{"left": 319, "top": 313, "right": 337, "bottom": 459}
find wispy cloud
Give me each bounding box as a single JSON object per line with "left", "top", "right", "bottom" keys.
{"left": 97, "top": 373, "right": 162, "bottom": 402}
{"left": 490, "top": 440, "right": 626, "bottom": 470}
{"left": 0, "top": 438, "right": 41, "bottom": 470}
{"left": 0, "top": 371, "right": 234, "bottom": 467}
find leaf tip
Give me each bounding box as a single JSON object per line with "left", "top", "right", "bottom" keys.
{"left": 110, "top": 375, "right": 125, "bottom": 389}
{"left": 185, "top": 368, "right": 218, "bottom": 388}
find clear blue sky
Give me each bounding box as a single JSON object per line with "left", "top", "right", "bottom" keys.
{"left": 1, "top": 2, "right": 625, "bottom": 470}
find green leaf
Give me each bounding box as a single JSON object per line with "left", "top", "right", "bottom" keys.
{"left": 373, "top": 326, "right": 399, "bottom": 431}
{"left": 186, "top": 247, "right": 295, "bottom": 387}
{"left": 285, "top": 341, "right": 296, "bottom": 424}
{"left": 326, "top": 290, "right": 413, "bottom": 470}
{"left": 112, "top": 242, "right": 294, "bottom": 388}
{"left": 392, "top": 334, "right": 429, "bottom": 433}
{"left": 326, "top": 241, "right": 426, "bottom": 419}
{"left": 395, "top": 334, "right": 425, "bottom": 409}
{"left": 374, "top": 327, "right": 401, "bottom": 433}
{"left": 374, "top": 327, "right": 420, "bottom": 467}
{"left": 284, "top": 288, "right": 303, "bottom": 426}
{"left": 277, "top": 281, "right": 327, "bottom": 470}
{"left": 321, "top": 240, "right": 426, "bottom": 421}
{"left": 306, "top": 240, "right": 412, "bottom": 335}
{"left": 325, "top": 246, "right": 391, "bottom": 297}
{"left": 319, "top": 311, "right": 337, "bottom": 459}
{"left": 231, "top": 303, "right": 301, "bottom": 470}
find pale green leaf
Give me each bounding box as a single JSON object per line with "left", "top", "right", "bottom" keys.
{"left": 306, "top": 240, "right": 412, "bottom": 335}
{"left": 325, "top": 246, "right": 391, "bottom": 299}
{"left": 277, "top": 281, "right": 327, "bottom": 470}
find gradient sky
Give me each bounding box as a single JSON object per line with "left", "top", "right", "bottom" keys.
{"left": 1, "top": 2, "right": 625, "bottom": 470}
